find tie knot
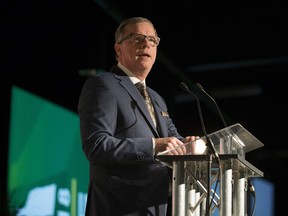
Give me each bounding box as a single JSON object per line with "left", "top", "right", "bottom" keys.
{"left": 135, "top": 81, "right": 144, "bottom": 90}
{"left": 135, "top": 82, "right": 148, "bottom": 99}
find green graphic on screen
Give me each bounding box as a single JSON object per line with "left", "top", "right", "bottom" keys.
{"left": 8, "top": 86, "right": 88, "bottom": 215}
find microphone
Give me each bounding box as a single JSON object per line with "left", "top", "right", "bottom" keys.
{"left": 248, "top": 178, "right": 256, "bottom": 197}
{"left": 248, "top": 178, "right": 256, "bottom": 216}
{"left": 179, "top": 82, "right": 220, "bottom": 164}
{"left": 195, "top": 83, "right": 227, "bottom": 128}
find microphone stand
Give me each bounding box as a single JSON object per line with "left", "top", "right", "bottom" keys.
{"left": 194, "top": 96, "right": 219, "bottom": 216}
{"left": 179, "top": 82, "right": 220, "bottom": 216}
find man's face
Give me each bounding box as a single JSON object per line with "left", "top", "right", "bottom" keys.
{"left": 115, "top": 22, "right": 159, "bottom": 79}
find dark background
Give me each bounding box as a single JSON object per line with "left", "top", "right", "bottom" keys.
{"left": 2, "top": 0, "right": 288, "bottom": 215}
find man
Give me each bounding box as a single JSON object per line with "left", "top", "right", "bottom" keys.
{"left": 78, "top": 17, "right": 198, "bottom": 216}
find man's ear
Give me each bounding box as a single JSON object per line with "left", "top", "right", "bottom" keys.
{"left": 114, "top": 44, "right": 121, "bottom": 54}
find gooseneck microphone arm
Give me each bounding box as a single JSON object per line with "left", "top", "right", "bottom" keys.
{"left": 195, "top": 83, "right": 227, "bottom": 128}
{"left": 179, "top": 82, "right": 220, "bottom": 216}
{"left": 179, "top": 82, "right": 220, "bottom": 164}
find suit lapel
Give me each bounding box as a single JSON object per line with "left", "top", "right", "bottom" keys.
{"left": 111, "top": 66, "right": 160, "bottom": 137}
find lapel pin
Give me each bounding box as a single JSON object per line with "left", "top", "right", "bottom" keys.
{"left": 161, "top": 111, "right": 169, "bottom": 117}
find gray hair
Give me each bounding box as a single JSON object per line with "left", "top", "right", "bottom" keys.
{"left": 115, "top": 17, "right": 158, "bottom": 44}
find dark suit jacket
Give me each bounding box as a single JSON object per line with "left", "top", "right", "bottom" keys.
{"left": 78, "top": 66, "right": 183, "bottom": 216}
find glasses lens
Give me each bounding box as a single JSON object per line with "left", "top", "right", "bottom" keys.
{"left": 131, "top": 34, "right": 159, "bottom": 47}
{"left": 131, "top": 34, "right": 146, "bottom": 44}
{"left": 147, "top": 36, "right": 158, "bottom": 46}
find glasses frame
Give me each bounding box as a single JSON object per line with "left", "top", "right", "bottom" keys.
{"left": 117, "top": 33, "right": 160, "bottom": 47}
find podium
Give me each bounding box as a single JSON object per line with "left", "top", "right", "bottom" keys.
{"left": 155, "top": 123, "right": 264, "bottom": 216}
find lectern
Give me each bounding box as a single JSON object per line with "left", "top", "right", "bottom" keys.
{"left": 155, "top": 123, "right": 264, "bottom": 216}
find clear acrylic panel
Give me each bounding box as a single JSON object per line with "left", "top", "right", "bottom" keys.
{"left": 158, "top": 123, "right": 264, "bottom": 158}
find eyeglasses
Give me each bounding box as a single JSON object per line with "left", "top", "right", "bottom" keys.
{"left": 117, "top": 33, "right": 160, "bottom": 47}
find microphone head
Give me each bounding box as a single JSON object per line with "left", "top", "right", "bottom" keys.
{"left": 196, "top": 83, "right": 204, "bottom": 91}
{"left": 179, "top": 82, "right": 189, "bottom": 91}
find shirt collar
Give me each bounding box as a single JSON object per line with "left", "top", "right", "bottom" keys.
{"left": 117, "top": 62, "right": 146, "bottom": 86}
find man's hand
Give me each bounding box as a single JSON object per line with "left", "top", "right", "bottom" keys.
{"left": 183, "top": 136, "right": 206, "bottom": 154}
{"left": 154, "top": 137, "right": 186, "bottom": 155}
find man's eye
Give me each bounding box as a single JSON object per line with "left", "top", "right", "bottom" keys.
{"left": 148, "top": 38, "right": 156, "bottom": 43}
{"left": 134, "top": 36, "right": 143, "bottom": 42}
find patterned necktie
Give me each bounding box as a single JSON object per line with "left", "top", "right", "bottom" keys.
{"left": 135, "top": 82, "right": 157, "bottom": 127}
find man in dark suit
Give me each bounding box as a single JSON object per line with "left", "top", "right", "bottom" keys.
{"left": 78, "top": 17, "right": 198, "bottom": 216}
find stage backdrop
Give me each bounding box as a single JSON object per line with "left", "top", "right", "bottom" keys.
{"left": 8, "top": 86, "right": 88, "bottom": 216}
